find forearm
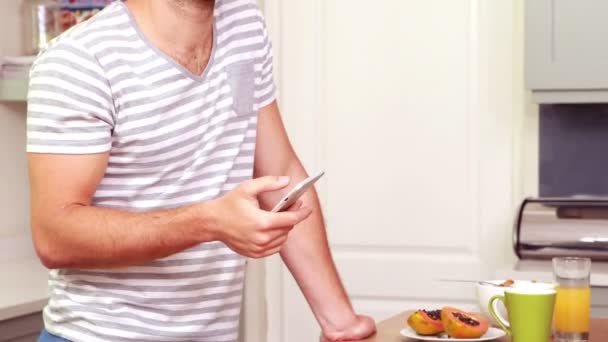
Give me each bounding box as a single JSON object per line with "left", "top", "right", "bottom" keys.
{"left": 33, "top": 202, "right": 211, "bottom": 269}
{"left": 281, "top": 191, "right": 356, "bottom": 330}
{"left": 258, "top": 162, "right": 356, "bottom": 331}
{"left": 254, "top": 102, "right": 375, "bottom": 340}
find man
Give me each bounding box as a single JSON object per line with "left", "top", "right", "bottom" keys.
{"left": 27, "top": 1, "right": 376, "bottom": 341}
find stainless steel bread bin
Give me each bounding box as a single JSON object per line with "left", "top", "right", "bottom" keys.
{"left": 514, "top": 197, "right": 608, "bottom": 261}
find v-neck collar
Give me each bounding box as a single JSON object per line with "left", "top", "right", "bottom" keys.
{"left": 117, "top": 1, "right": 217, "bottom": 83}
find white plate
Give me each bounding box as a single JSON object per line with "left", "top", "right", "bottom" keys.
{"left": 400, "top": 327, "right": 506, "bottom": 341}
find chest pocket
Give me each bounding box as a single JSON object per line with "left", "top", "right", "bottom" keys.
{"left": 225, "top": 62, "right": 256, "bottom": 116}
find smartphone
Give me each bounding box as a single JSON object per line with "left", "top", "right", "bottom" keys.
{"left": 271, "top": 171, "right": 325, "bottom": 212}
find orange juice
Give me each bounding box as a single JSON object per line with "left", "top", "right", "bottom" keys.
{"left": 554, "top": 286, "right": 591, "bottom": 333}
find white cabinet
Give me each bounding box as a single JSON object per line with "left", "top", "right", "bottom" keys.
{"left": 261, "top": 0, "right": 525, "bottom": 341}
{"left": 0, "top": 258, "right": 48, "bottom": 340}
{"left": 526, "top": 0, "right": 608, "bottom": 103}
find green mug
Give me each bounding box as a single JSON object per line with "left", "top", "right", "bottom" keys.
{"left": 488, "top": 286, "right": 556, "bottom": 342}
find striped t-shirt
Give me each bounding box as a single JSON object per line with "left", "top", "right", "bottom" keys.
{"left": 26, "top": 1, "right": 275, "bottom": 341}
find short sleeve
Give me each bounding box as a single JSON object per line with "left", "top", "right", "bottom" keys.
{"left": 253, "top": 15, "right": 277, "bottom": 110}
{"left": 27, "top": 39, "right": 115, "bottom": 154}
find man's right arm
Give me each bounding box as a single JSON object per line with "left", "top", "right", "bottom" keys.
{"left": 29, "top": 152, "right": 312, "bottom": 269}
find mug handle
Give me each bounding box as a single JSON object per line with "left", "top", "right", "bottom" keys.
{"left": 488, "top": 295, "right": 511, "bottom": 336}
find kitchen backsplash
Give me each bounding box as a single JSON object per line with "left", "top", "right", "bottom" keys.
{"left": 540, "top": 104, "right": 608, "bottom": 197}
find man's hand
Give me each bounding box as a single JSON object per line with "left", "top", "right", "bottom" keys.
{"left": 321, "top": 315, "right": 377, "bottom": 342}
{"left": 205, "top": 176, "right": 313, "bottom": 258}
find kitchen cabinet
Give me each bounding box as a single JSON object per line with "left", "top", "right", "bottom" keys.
{"left": 0, "top": 258, "right": 48, "bottom": 341}
{"left": 262, "top": 0, "right": 522, "bottom": 340}
{"left": 0, "top": 312, "right": 42, "bottom": 342}
{"left": 527, "top": 0, "right": 608, "bottom": 103}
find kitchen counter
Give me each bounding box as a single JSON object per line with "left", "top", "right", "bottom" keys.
{"left": 496, "top": 260, "right": 608, "bottom": 317}
{"left": 497, "top": 260, "right": 608, "bottom": 286}
{"left": 0, "top": 257, "right": 49, "bottom": 321}
{"left": 361, "top": 310, "right": 608, "bottom": 341}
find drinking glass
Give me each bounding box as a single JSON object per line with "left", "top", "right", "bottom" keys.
{"left": 552, "top": 257, "right": 592, "bottom": 342}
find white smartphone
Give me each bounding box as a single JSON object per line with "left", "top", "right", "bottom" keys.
{"left": 271, "top": 171, "right": 325, "bottom": 212}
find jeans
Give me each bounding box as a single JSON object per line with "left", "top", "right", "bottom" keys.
{"left": 38, "top": 329, "right": 71, "bottom": 342}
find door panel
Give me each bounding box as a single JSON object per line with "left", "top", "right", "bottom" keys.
{"left": 325, "top": 1, "right": 476, "bottom": 249}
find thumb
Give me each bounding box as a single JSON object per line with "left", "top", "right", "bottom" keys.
{"left": 241, "top": 176, "right": 290, "bottom": 196}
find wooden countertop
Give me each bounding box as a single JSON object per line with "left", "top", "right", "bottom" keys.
{"left": 360, "top": 311, "right": 608, "bottom": 342}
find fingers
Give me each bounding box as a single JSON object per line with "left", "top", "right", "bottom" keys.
{"left": 241, "top": 176, "right": 290, "bottom": 196}
{"left": 246, "top": 230, "right": 288, "bottom": 258}
{"left": 285, "top": 199, "right": 303, "bottom": 212}
{"left": 245, "top": 201, "right": 304, "bottom": 258}
{"left": 252, "top": 227, "right": 290, "bottom": 248}
{"left": 262, "top": 205, "right": 313, "bottom": 229}
{"left": 259, "top": 200, "right": 311, "bottom": 230}
{"left": 249, "top": 244, "right": 284, "bottom": 259}
{"left": 252, "top": 235, "right": 289, "bottom": 259}
{"left": 263, "top": 234, "right": 288, "bottom": 250}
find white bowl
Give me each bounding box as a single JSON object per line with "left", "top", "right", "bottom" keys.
{"left": 476, "top": 280, "right": 509, "bottom": 325}
{"left": 476, "top": 280, "right": 555, "bottom": 326}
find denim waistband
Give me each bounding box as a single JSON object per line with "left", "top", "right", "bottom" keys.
{"left": 38, "top": 329, "right": 71, "bottom": 342}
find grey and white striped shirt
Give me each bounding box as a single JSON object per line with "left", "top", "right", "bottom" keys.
{"left": 26, "top": 1, "right": 274, "bottom": 341}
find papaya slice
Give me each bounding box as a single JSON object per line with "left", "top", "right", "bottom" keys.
{"left": 441, "top": 307, "right": 489, "bottom": 338}
{"left": 407, "top": 309, "right": 444, "bottom": 336}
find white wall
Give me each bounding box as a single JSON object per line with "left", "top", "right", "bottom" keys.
{"left": 0, "top": 0, "right": 33, "bottom": 260}
{"left": 514, "top": 0, "right": 541, "bottom": 199}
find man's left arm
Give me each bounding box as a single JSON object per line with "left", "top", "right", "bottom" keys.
{"left": 254, "top": 101, "right": 376, "bottom": 341}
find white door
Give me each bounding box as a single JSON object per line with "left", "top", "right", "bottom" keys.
{"left": 262, "top": 1, "right": 527, "bottom": 341}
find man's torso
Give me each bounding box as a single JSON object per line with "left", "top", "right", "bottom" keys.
{"left": 26, "top": 1, "right": 275, "bottom": 341}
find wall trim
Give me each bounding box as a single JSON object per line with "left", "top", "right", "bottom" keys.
{"left": 262, "top": 1, "right": 285, "bottom": 340}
